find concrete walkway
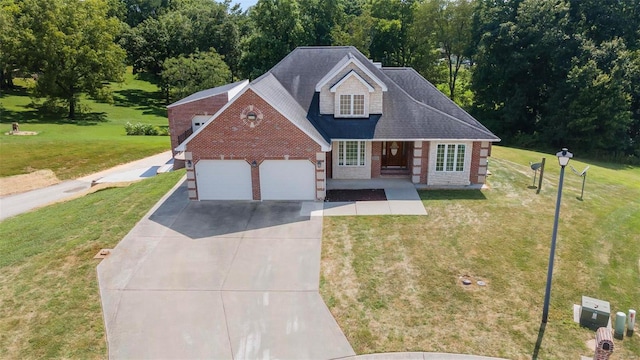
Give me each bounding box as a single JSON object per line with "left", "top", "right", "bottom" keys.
{"left": 0, "top": 151, "right": 173, "bottom": 221}
{"left": 324, "top": 178, "right": 427, "bottom": 216}
{"left": 346, "top": 353, "right": 507, "bottom": 360}
{"left": 97, "top": 180, "right": 354, "bottom": 359}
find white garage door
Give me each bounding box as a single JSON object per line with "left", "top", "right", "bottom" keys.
{"left": 195, "top": 160, "right": 252, "bottom": 200}
{"left": 260, "top": 160, "right": 315, "bottom": 200}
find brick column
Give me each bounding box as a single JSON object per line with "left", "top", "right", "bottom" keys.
{"left": 251, "top": 161, "right": 261, "bottom": 200}
{"left": 412, "top": 141, "right": 422, "bottom": 184}
{"left": 469, "top": 141, "right": 491, "bottom": 185}
{"left": 185, "top": 152, "right": 198, "bottom": 200}
{"left": 371, "top": 142, "right": 382, "bottom": 178}
{"left": 316, "top": 152, "right": 326, "bottom": 200}
{"left": 419, "top": 141, "right": 430, "bottom": 184}
{"left": 477, "top": 142, "right": 490, "bottom": 184}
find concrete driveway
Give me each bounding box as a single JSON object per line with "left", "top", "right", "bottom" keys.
{"left": 97, "top": 180, "right": 354, "bottom": 359}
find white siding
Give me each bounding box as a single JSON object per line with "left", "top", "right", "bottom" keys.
{"left": 319, "top": 63, "right": 383, "bottom": 115}
{"left": 332, "top": 141, "right": 372, "bottom": 179}
{"left": 427, "top": 142, "right": 472, "bottom": 186}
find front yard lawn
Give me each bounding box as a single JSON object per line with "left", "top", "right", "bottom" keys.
{"left": 0, "top": 171, "right": 184, "bottom": 359}
{"left": 320, "top": 146, "right": 640, "bottom": 359}
{"left": 0, "top": 71, "right": 169, "bottom": 180}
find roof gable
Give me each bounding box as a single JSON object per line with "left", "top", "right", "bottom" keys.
{"left": 167, "top": 80, "right": 248, "bottom": 108}
{"left": 176, "top": 84, "right": 330, "bottom": 152}
{"left": 329, "top": 70, "right": 375, "bottom": 93}
{"left": 315, "top": 54, "right": 388, "bottom": 92}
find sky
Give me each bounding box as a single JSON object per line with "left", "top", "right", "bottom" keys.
{"left": 232, "top": 0, "right": 258, "bottom": 11}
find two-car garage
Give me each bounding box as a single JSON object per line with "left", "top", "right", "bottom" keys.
{"left": 195, "top": 159, "right": 316, "bottom": 201}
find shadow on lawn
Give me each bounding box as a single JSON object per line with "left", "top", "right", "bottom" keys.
{"left": 419, "top": 189, "right": 487, "bottom": 201}
{"left": 532, "top": 321, "right": 546, "bottom": 359}
{"left": 0, "top": 85, "right": 29, "bottom": 98}
{"left": 1, "top": 86, "right": 107, "bottom": 125}
{"left": 113, "top": 89, "right": 167, "bottom": 118}
{"left": 0, "top": 106, "right": 107, "bottom": 126}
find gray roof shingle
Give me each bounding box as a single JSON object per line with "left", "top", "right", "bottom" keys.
{"left": 259, "top": 46, "right": 499, "bottom": 141}
{"left": 167, "top": 80, "right": 248, "bottom": 108}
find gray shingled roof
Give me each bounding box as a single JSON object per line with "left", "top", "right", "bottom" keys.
{"left": 259, "top": 46, "right": 499, "bottom": 141}
{"left": 382, "top": 67, "right": 496, "bottom": 135}
{"left": 252, "top": 74, "right": 330, "bottom": 149}
{"left": 167, "top": 79, "right": 248, "bottom": 108}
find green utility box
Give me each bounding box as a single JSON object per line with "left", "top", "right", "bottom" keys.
{"left": 581, "top": 296, "right": 611, "bottom": 330}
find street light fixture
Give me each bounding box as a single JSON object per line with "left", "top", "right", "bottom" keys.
{"left": 542, "top": 148, "right": 573, "bottom": 323}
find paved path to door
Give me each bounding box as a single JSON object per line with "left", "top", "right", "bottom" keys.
{"left": 324, "top": 178, "right": 427, "bottom": 216}
{"left": 97, "top": 180, "right": 354, "bottom": 359}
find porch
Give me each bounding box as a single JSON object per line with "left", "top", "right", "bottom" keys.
{"left": 329, "top": 140, "right": 423, "bottom": 182}
{"left": 326, "top": 178, "right": 417, "bottom": 191}
{"left": 324, "top": 178, "right": 427, "bottom": 216}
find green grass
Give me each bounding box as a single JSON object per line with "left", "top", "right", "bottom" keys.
{"left": 0, "top": 170, "right": 184, "bottom": 359}
{"left": 0, "top": 71, "right": 169, "bottom": 179}
{"left": 320, "top": 146, "right": 640, "bottom": 359}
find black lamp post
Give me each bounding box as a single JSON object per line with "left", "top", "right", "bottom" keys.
{"left": 542, "top": 148, "right": 573, "bottom": 323}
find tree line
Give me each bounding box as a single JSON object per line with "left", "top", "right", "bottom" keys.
{"left": 1, "top": 0, "right": 639, "bottom": 160}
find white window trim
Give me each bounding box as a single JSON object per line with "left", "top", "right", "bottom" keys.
{"left": 338, "top": 141, "right": 366, "bottom": 167}
{"left": 337, "top": 94, "right": 367, "bottom": 117}
{"left": 436, "top": 143, "right": 466, "bottom": 172}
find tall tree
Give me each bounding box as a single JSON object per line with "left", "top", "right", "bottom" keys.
{"left": 122, "top": 0, "right": 170, "bottom": 27}
{"left": 472, "top": 0, "right": 577, "bottom": 142}
{"left": 628, "top": 49, "right": 640, "bottom": 158}
{"left": 122, "top": 11, "right": 193, "bottom": 75}
{"left": 567, "top": 0, "right": 639, "bottom": 48}
{"left": 121, "top": 0, "right": 241, "bottom": 78}
{"left": 412, "top": 0, "right": 474, "bottom": 101}
{"left": 299, "top": 0, "right": 343, "bottom": 45}
{"left": 472, "top": 0, "right": 638, "bottom": 157}
{"left": 0, "top": 0, "right": 22, "bottom": 89}
{"left": 21, "top": 0, "right": 126, "bottom": 119}
{"left": 368, "top": 0, "right": 416, "bottom": 66}
{"left": 239, "top": 0, "right": 306, "bottom": 79}
{"left": 331, "top": 0, "right": 373, "bottom": 57}
{"left": 161, "top": 49, "right": 231, "bottom": 102}
{"left": 543, "top": 39, "right": 633, "bottom": 153}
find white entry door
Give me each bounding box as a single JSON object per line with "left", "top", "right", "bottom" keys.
{"left": 259, "top": 160, "right": 315, "bottom": 200}
{"left": 195, "top": 160, "right": 252, "bottom": 200}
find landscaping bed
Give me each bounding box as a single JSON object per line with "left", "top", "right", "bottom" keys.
{"left": 325, "top": 189, "right": 387, "bottom": 202}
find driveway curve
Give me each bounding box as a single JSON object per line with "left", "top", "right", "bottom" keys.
{"left": 97, "top": 179, "right": 354, "bottom": 359}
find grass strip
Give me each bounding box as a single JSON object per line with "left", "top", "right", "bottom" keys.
{"left": 0, "top": 170, "right": 184, "bottom": 359}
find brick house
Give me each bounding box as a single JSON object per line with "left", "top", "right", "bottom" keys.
{"left": 168, "top": 46, "right": 500, "bottom": 201}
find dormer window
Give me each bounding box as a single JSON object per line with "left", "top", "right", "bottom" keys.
{"left": 339, "top": 94, "right": 365, "bottom": 116}
{"left": 315, "top": 53, "right": 387, "bottom": 117}
{"left": 330, "top": 71, "right": 373, "bottom": 118}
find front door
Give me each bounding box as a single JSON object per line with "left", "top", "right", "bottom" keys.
{"left": 382, "top": 141, "right": 407, "bottom": 168}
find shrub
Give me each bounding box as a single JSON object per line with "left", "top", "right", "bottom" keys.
{"left": 124, "top": 122, "right": 159, "bottom": 136}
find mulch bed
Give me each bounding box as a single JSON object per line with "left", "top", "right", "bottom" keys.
{"left": 325, "top": 189, "right": 387, "bottom": 202}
